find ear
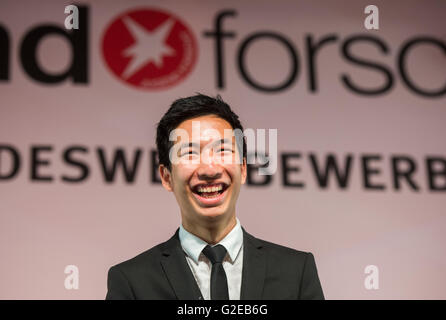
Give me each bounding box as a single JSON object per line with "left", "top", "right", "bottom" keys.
{"left": 241, "top": 157, "right": 247, "bottom": 185}
{"left": 159, "top": 164, "right": 173, "bottom": 192}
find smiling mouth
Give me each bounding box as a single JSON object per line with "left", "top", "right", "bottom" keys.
{"left": 192, "top": 183, "right": 229, "bottom": 199}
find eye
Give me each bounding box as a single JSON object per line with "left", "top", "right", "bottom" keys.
{"left": 181, "top": 150, "right": 198, "bottom": 156}
{"left": 219, "top": 148, "right": 233, "bottom": 153}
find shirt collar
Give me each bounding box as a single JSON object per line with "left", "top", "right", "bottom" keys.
{"left": 179, "top": 218, "right": 243, "bottom": 264}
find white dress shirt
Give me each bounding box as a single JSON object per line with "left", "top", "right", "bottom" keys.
{"left": 179, "top": 218, "right": 244, "bottom": 300}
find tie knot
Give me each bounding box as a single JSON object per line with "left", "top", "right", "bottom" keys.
{"left": 202, "top": 244, "right": 227, "bottom": 264}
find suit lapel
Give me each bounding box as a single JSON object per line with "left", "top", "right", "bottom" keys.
{"left": 240, "top": 228, "right": 266, "bottom": 300}
{"left": 160, "top": 229, "right": 204, "bottom": 300}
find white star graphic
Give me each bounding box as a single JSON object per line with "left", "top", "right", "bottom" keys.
{"left": 121, "top": 16, "right": 176, "bottom": 79}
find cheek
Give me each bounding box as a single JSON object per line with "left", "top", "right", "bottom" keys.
{"left": 171, "top": 165, "right": 195, "bottom": 189}
{"left": 225, "top": 165, "right": 243, "bottom": 182}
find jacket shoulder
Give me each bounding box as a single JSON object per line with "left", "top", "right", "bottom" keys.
{"left": 106, "top": 234, "right": 180, "bottom": 300}
{"left": 245, "top": 232, "right": 324, "bottom": 299}
{"left": 109, "top": 237, "right": 170, "bottom": 275}
{"left": 246, "top": 232, "right": 311, "bottom": 263}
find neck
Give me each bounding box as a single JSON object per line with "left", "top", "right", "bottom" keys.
{"left": 182, "top": 214, "right": 237, "bottom": 245}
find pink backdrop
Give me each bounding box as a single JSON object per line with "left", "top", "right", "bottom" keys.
{"left": 1, "top": 0, "right": 445, "bottom": 299}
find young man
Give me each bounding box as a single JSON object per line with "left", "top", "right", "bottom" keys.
{"left": 106, "top": 94, "right": 324, "bottom": 300}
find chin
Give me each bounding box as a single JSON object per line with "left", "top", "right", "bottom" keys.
{"left": 196, "top": 207, "right": 229, "bottom": 219}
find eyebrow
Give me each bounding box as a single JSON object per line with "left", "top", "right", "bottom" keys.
{"left": 178, "top": 139, "right": 233, "bottom": 149}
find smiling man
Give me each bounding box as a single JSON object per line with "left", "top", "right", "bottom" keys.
{"left": 106, "top": 94, "right": 324, "bottom": 300}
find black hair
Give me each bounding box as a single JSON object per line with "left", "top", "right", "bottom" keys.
{"left": 156, "top": 93, "right": 247, "bottom": 171}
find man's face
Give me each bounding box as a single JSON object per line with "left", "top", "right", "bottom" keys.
{"left": 159, "top": 115, "right": 247, "bottom": 224}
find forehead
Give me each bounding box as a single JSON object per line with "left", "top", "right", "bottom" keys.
{"left": 176, "top": 115, "right": 233, "bottom": 132}
{"left": 174, "top": 115, "right": 236, "bottom": 148}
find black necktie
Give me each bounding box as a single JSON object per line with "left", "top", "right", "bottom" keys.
{"left": 202, "top": 244, "right": 229, "bottom": 300}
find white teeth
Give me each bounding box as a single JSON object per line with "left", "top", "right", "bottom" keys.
{"left": 197, "top": 184, "right": 223, "bottom": 193}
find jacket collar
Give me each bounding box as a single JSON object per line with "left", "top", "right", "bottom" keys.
{"left": 159, "top": 229, "right": 204, "bottom": 300}
{"left": 159, "top": 227, "right": 266, "bottom": 300}
{"left": 240, "top": 227, "right": 266, "bottom": 300}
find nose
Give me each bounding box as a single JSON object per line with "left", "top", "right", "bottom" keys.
{"left": 196, "top": 160, "right": 223, "bottom": 181}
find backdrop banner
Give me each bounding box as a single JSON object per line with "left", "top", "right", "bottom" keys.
{"left": 0, "top": 0, "right": 445, "bottom": 299}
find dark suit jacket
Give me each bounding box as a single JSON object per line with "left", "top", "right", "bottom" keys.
{"left": 106, "top": 227, "right": 324, "bottom": 300}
